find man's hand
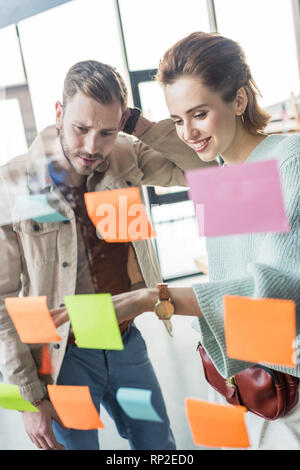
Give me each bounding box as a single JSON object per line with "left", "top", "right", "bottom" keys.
{"left": 49, "top": 307, "right": 69, "bottom": 328}
{"left": 22, "top": 399, "right": 66, "bottom": 450}
{"left": 112, "top": 288, "right": 156, "bottom": 324}
{"left": 120, "top": 107, "right": 154, "bottom": 137}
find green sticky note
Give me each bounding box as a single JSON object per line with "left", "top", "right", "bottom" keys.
{"left": 64, "top": 294, "right": 124, "bottom": 350}
{"left": 0, "top": 383, "right": 39, "bottom": 412}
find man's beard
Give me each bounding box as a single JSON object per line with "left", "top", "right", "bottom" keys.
{"left": 57, "top": 127, "right": 77, "bottom": 172}
{"left": 58, "top": 127, "right": 109, "bottom": 174}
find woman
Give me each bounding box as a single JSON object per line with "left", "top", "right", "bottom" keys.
{"left": 112, "top": 32, "right": 300, "bottom": 450}
{"left": 53, "top": 32, "right": 300, "bottom": 449}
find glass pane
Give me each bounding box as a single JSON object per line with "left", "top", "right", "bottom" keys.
{"left": 139, "top": 81, "right": 188, "bottom": 198}
{"left": 0, "top": 99, "right": 28, "bottom": 165}
{"left": 139, "top": 81, "right": 169, "bottom": 121}
{"left": 151, "top": 201, "right": 207, "bottom": 279}
{"left": 0, "top": 26, "right": 26, "bottom": 87}
{"left": 214, "top": 0, "right": 299, "bottom": 107}
{"left": 154, "top": 187, "right": 187, "bottom": 196}
{"left": 119, "top": 0, "right": 210, "bottom": 71}
{"left": 18, "top": 0, "right": 129, "bottom": 131}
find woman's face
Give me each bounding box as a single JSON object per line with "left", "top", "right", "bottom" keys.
{"left": 164, "top": 76, "right": 243, "bottom": 162}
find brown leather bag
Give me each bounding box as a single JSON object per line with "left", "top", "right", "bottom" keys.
{"left": 197, "top": 342, "right": 299, "bottom": 420}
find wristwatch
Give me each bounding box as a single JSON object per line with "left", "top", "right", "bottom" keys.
{"left": 31, "top": 398, "right": 46, "bottom": 408}
{"left": 154, "top": 283, "right": 175, "bottom": 320}
{"left": 122, "top": 107, "right": 141, "bottom": 135}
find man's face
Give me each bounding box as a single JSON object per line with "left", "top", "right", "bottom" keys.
{"left": 55, "top": 92, "right": 125, "bottom": 176}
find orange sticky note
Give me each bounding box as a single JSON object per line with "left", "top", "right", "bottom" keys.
{"left": 186, "top": 398, "right": 250, "bottom": 448}
{"left": 84, "top": 187, "right": 156, "bottom": 242}
{"left": 39, "top": 345, "right": 53, "bottom": 375}
{"left": 47, "top": 385, "right": 104, "bottom": 430}
{"left": 5, "top": 296, "right": 61, "bottom": 343}
{"left": 224, "top": 296, "right": 296, "bottom": 367}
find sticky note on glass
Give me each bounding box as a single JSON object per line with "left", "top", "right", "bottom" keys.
{"left": 116, "top": 388, "right": 162, "bottom": 422}
{"left": 14, "top": 194, "right": 68, "bottom": 224}
{"left": 224, "top": 296, "right": 296, "bottom": 367}
{"left": 186, "top": 398, "right": 250, "bottom": 448}
{"left": 185, "top": 160, "right": 290, "bottom": 237}
{"left": 33, "top": 212, "right": 68, "bottom": 223}
{"left": 64, "top": 294, "right": 124, "bottom": 350}
{"left": 5, "top": 296, "right": 62, "bottom": 343}
{"left": 47, "top": 385, "right": 104, "bottom": 430}
{"left": 0, "top": 383, "right": 38, "bottom": 412}
{"left": 84, "top": 187, "right": 156, "bottom": 242}
{"left": 39, "top": 345, "right": 53, "bottom": 375}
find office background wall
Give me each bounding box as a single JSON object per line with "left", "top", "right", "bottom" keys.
{"left": 0, "top": 0, "right": 300, "bottom": 279}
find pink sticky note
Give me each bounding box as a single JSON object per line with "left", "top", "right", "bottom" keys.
{"left": 185, "top": 160, "right": 290, "bottom": 237}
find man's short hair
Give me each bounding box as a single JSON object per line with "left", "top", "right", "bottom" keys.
{"left": 63, "top": 60, "right": 128, "bottom": 111}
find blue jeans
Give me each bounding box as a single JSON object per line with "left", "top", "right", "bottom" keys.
{"left": 52, "top": 324, "right": 176, "bottom": 450}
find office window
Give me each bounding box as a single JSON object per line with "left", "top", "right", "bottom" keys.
{"left": 138, "top": 81, "right": 170, "bottom": 121}
{"left": 18, "top": 0, "right": 128, "bottom": 131}
{"left": 0, "top": 25, "right": 26, "bottom": 88}
{"left": 0, "top": 99, "right": 28, "bottom": 165}
{"left": 214, "top": 0, "right": 299, "bottom": 107}
{"left": 151, "top": 201, "right": 207, "bottom": 279}
{"left": 119, "top": 0, "right": 210, "bottom": 71}
{"left": 0, "top": 25, "right": 28, "bottom": 161}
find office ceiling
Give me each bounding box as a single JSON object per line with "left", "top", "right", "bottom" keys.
{"left": 0, "top": 0, "right": 72, "bottom": 29}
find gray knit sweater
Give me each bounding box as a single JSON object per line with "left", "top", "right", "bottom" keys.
{"left": 193, "top": 134, "right": 300, "bottom": 378}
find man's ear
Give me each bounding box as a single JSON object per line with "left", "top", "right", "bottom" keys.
{"left": 235, "top": 87, "right": 248, "bottom": 116}
{"left": 119, "top": 108, "right": 131, "bottom": 131}
{"left": 119, "top": 111, "right": 128, "bottom": 131}
{"left": 55, "top": 101, "right": 63, "bottom": 129}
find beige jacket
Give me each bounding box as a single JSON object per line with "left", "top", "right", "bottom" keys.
{"left": 0, "top": 119, "right": 214, "bottom": 402}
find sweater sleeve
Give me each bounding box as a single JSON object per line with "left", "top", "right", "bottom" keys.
{"left": 193, "top": 154, "right": 300, "bottom": 378}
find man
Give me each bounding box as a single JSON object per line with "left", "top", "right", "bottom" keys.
{"left": 0, "top": 60, "right": 212, "bottom": 450}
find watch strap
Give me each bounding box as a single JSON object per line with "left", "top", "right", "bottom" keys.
{"left": 157, "top": 283, "right": 171, "bottom": 301}
{"left": 122, "top": 107, "right": 141, "bottom": 134}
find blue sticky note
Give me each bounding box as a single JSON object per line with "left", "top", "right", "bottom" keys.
{"left": 31, "top": 194, "right": 68, "bottom": 223}
{"left": 14, "top": 194, "right": 68, "bottom": 223}
{"left": 116, "top": 388, "right": 162, "bottom": 422}
{"left": 33, "top": 212, "right": 68, "bottom": 223}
